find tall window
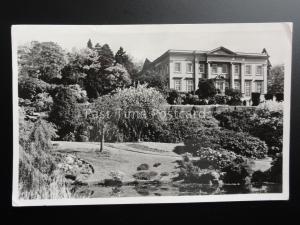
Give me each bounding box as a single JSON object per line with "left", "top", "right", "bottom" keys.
{"left": 234, "top": 65, "right": 239, "bottom": 74}
{"left": 256, "top": 81, "right": 263, "bottom": 93}
{"left": 222, "top": 64, "right": 228, "bottom": 73}
{"left": 234, "top": 80, "right": 241, "bottom": 91}
{"left": 186, "top": 63, "right": 193, "bottom": 73}
{"left": 245, "top": 81, "right": 252, "bottom": 97}
{"left": 216, "top": 81, "right": 225, "bottom": 93}
{"left": 212, "top": 64, "right": 218, "bottom": 74}
{"left": 199, "top": 63, "right": 205, "bottom": 73}
{"left": 256, "top": 65, "right": 263, "bottom": 75}
{"left": 186, "top": 79, "right": 194, "bottom": 92}
{"left": 174, "top": 62, "right": 181, "bottom": 72}
{"left": 174, "top": 79, "right": 182, "bottom": 91}
{"left": 245, "top": 65, "right": 252, "bottom": 75}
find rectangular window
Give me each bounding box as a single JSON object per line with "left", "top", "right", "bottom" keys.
{"left": 212, "top": 64, "right": 218, "bottom": 74}
{"left": 199, "top": 63, "right": 205, "bottom": 73}
{"left": 256, "top": 81, "right": 263, "bottom": 93}
{"left": 174, "top": 62, "right": 181, "bottom": 72}
{"left": 222, "top": 64, "right": 228, "bottom": 73}
{"left": 245, "top": 65, "right": 252, "bottom": 75}
{"left": 216, "top": 81, "right": 225, "bottom": 93}
{"left": 174, "top": 79, "right": 182, "bottom": 91}
{"left": 245, "top": 81, "right": 252, "bottom": 97}
{"left": 186, "top": 79, "right": 194, "bottom": 92}
{"left": 234, "top": 65, "right": 239, "bottom": 74}
{"left": 186, "top": 63, "right": 193, "bottom": 73}
{"left": 234, "top": 81, "right": 241, "bottom": 91}
{"left": 256, "top": 65, "right": 263, "bottom": 75}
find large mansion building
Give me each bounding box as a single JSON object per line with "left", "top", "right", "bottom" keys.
{"left": 146, "top": 46, "right": 270, "bottom": 102}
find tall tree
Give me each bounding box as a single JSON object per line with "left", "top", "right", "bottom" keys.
{"left": 18, "top": 41, "right": 66, "bottom": 83}
{"left": 268, "top": 65, "right": 284, "bottom": 94}
{"left": 89, "top": 95, "right": 119, "bottom": 151}
{"left": 49, "top": 86, "right": 80, "bottom": 139}
{"left": 115, "top": 47, "right": 138, "bottom": 81}
{"left": 87, "top": 39, "right": 93, "bottom": 49}
{"left": 97, "top": 44, "right": 114, "bottom": 69}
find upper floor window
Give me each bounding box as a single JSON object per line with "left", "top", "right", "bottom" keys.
{"left": 174, "top": 79, "right": 182, "bottom": 91}
{"left": 212, "top": 64, "right": 218, "bottom": 74}
{"left": 234, "top": 65, "right": 239, "bottom": 74}
{"left": 245, "top": 65, "right": 252, "bottom": 75}
{"left": 186, "top": 79, "right": 194, "bottom": 92}
{"left": 256, "top": 65, "right": 263, "bottom": 75}
{"left": 174, "top": 62, "right": 181, "bottom": 72}
{"left": 186, "top": 63, "right": 193, "bottom": 73}
{"left": 222, "top": 64, "right": 228, "bottom": 73}
{"left": 199, "top": 63, "right": 205, "bottom": 73}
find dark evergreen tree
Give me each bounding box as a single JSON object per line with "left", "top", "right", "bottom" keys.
{"left": 196, "top": 79, "right": 217, "bottom": 99}
{"left": 48, "top": 86, "right": 79, "bottom": 139}
{"left": 98, "top": 44, "right": 114, "bottom": 69}
{"left": 87, "top": 39, "right": 93, "bottom": 49}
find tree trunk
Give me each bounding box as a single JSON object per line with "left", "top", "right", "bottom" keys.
{"left": 100, "top": 127, "right": 104, "bottom": 152}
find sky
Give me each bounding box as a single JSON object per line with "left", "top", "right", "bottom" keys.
{"left": 12, "top": 23, "right": 292, "bottom": 66}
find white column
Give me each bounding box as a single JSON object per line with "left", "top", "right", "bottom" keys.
{"left": 230, "top": 63, "right": 234, "bottom": 89}
{"left": 207, "top": 62, "right": 211, "bottom": 79}
{"left": 169, "top": 60, "right": 173, "bottom": 89}
{"left": 194, "top": 57, "right": 199, "bottom": 92}
{"left": 241, "top": 63, "right": 245, "bottom": 94}
{"left": 263, "top": 64, "right": 268, "bottom": 94}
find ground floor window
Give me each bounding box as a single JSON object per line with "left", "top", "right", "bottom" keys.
{"left": 186, "top": 79, "right": 194, "bottom": 92}
{"left": 215, "top": 80, "right": 225, "bottom": 93}
{"left": 255, "top": 81, "right": 263, "bottom": 93}
{"left": 234, "top": 80, "right": 241, "bottom": 91}
{"left": 245, "top": 80, "right": 252, "bottom": 97}
{"left": 174, "top": 79, "right": 182, "bottom": 91}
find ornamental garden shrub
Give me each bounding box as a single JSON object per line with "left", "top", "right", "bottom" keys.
{"left": 194, "top": 147, "right": 245, "bottom": 170}
{"left": 251, "top": 92, "right": 261, "bottom": 106}
{"left": 214, "top": 107, "right": 283, "bottom": 156}
{"left": 219, "top": 130, "right": 268, "bottom": 159}
{"left": 221, "top": 163, "right": 250, "bottom": 185}
{"left": 184, "top": 128, "right": 268, "bottom": 159}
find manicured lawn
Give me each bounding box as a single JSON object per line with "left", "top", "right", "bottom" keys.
{"left": 52, "top": 141, "right": 273, "bottom": 184}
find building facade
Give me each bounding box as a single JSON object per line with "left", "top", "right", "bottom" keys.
{"left": 149, "top": 46, "right": 270, "bottom": 102}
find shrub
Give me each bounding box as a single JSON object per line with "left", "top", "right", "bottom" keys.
{"left": 251, "top": 170, "right": 267, "bottom": 183}
{"left": 214, "top": 108, "right": 256, "bottom": 133}
{"left": 133, "top": 171, "right": 158, "bottom": 180}
{"left": 214, "top": 107, "right": 283, "bottom": 156}
{"left": 265, "top": 93, "right": 273, "bottom": 100}
{"left": 219, "top": 130, "right": 268, "bottom": 159}
{"left": 177, "top": 154, "right": 202, "bottom": 183}
{"left": 184, "top": 128, "right": 268, "bottom": 158}
{"left": 18, "top": 77, "right": 51, "bottom": 100}
{"left": 167, "top": 89, "right": 182, "bottom": 105}
{"left": 252, "top": 92, "right": 261, "bottom": 106}
{"left": 196, "top": 79, "right": 217, "bottom": 99}
{"left": 222, "top": 164, "right": 250, "bottom": 184}
{"left": 225, "top": 88, "right": 242, "bottom": 106}
{"left": 177, "top": 154, "right": 221, "bottom": 184}
{"left": 195, "top": 147, "right": 245, "bottom": 170}
{"left": 32, "top": 92, "right": 53, "bottom": 112}
{"left": 137, "top": 163, "right": 150, "bottom": 171}
{"left": 266, "top": 153, "right": 282, "bottom": 183}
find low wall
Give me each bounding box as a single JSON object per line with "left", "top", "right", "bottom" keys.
{"left": 162, "top": 104, "right": 257, "bottom": 113}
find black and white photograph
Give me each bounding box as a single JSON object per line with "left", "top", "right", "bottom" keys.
{"left": 12, "top": 23, "right": 291, "bottom": 206}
